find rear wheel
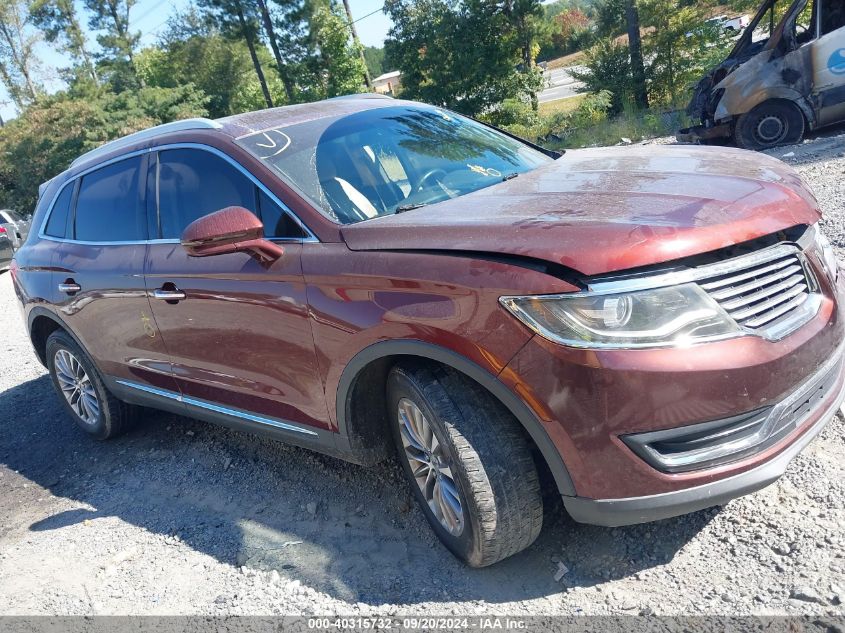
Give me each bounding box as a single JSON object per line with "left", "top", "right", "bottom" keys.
{"left": 387, "top": 363, "right": 543, "bottom": 567}
{"left": 46, "top": 330, "right": 137, "bottom": 440}
{"left": 734, "top": 100, "right": 805, "bottom": 150}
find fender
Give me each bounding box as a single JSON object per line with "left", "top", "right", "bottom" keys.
{"left": 716, "top": 86, "right": 816, "bottom": 129}
{"left": 336, "top": 339, "right": 577, "bottom": 497}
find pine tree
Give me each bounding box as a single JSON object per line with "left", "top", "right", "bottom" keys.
{"left": 29, "top": 0, "right": 98, "bottom": 84}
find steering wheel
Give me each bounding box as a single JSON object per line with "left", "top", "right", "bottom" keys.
{"left": 415, "top": 168, "right": 448, "bottom": 193}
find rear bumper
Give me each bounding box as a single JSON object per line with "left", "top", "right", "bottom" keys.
{"left": 563, "top": 357, "right": 845, "bottom": 526}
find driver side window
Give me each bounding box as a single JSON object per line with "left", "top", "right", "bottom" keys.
{"left": 156, "top": 148, "right": 306, "bottom": 240}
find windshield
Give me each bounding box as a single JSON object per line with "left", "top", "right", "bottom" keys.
{"left": 236, "top": 105, "right": 553, "bottom": 224}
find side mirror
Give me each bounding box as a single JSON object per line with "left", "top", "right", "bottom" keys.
{"left": 181, "top": 206, "right": 284, "bottom": 263}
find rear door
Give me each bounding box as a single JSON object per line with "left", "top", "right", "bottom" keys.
{"left": 51, "top": 153, "right": 178, "bottom": 393}
{"left": 143, "top": 145, "right": 330, "bottom": 434}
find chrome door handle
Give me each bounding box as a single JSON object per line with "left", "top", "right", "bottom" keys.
{"left": 153, "top": 288, "right": 186, "bottom": 301}
{"left": 58, "top": 282, "right": 81, "bottom": 294}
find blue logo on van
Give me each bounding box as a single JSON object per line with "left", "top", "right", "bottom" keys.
{"left": 829, "top": 48, "right": 845, "bottom": 75}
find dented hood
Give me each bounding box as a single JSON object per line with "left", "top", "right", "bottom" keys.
{"left": 340, "top": 145, "right": 821, "bottom": 276}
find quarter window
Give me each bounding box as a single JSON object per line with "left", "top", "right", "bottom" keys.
{"left": 156, "top": 148, "right": 306, "bottom": 240}
{"left": 74, "top": 156, "right": 146, "bottom": 242}
{"left": 44, "top": 184, "right": 74, "bottom": 238}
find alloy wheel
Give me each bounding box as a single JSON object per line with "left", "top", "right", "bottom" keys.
{"left": 54, "top": 349, "right": 100, "bottom": 425}
{"left": 397, "top": 397, "right": 465, "bottom": 536}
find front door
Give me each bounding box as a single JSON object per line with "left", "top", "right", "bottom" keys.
{"left": 812, "top": 2, "right": 845, "bottom": 126}
{"left": 143, "top": 145, "right": 330, "bottom": 433}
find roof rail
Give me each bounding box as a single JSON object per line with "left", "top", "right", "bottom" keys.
{"left": 70, "top": 118, "right": 223, "bottom": 168}
{"left": 327, "top": 93, "right": 394, "bottom": 101}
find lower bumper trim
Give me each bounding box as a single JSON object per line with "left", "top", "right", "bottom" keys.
{"left": 676, "top": 123, "right": 731, "bottom": 143}
{"left": 563, "top": 375, "right": 845, "bottom": 527}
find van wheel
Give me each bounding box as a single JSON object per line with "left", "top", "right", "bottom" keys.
{"left": 386, "top": 363, "right": 543, "bottom": 567}
{"left": 734, "top": 100, "right": 805, "bottom": 150}
{"left": 45, "top": 330, "right": 137, "bottom": 440}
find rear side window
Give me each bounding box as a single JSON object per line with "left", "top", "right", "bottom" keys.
{"left": 74, "top": 156, "right": 146, "bottom": 242}
{"left": 156, "top": 148, "right": 306, "bottom": 239}
{"left": 44, "top": 184, "right": 74, "bottom": 238}
{"left": 157, "top": 149, "right": 255, "bottom": 239}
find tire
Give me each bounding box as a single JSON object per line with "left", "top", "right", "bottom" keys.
{"left": 386, "top": 363, "right": 543, "bottom": 567}
{"left": 734, "top": 100, "right": 805, "bottom": 150}
{"left": 45, "top": 330, "right": 137, "bottom": 440}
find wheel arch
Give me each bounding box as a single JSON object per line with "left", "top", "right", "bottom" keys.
{"left": 717, "top": 89, "right": 815, "bottom": 129}
{"left": 27, "top": 308, "right": 83, "bottom": 367}
{"left": 336, "top": 339, "right": 577, "bottom": 497}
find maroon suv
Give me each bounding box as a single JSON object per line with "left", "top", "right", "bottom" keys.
{"left": 11, "top": 96, "right": 844, "bottom": 567}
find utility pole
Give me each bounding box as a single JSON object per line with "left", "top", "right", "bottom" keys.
{"left": 340, "top": 0, "right": 372, "bottom": 89}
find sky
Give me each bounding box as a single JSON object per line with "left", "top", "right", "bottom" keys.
{"left": 0, "top": 0, "right": 394, "bottom": 122}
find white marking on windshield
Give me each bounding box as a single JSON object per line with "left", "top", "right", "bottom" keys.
{"left": 255, "top": 129, "right": 292, "bottom": 158}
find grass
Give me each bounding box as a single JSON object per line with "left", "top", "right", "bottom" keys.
{"left": 538, "top": 94, "right": 588, "bottom": 117}
{"left": 547, "top": 107, "right": 694, "bottom": 149}
{"left": 544, "top": 50, "right": 586, "bottom": 70}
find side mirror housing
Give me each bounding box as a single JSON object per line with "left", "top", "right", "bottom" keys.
{"left": 181, "top": 206, "right": 284, "bottom": 262}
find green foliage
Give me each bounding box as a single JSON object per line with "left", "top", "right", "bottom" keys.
{"left": 639, "top": 0, "right": 731, "bottom": 106}
{"left": 538, "top": 8, "right": 592, "bottom": 60}
{"left": 571, "top": 37, "right": 634, "bottom": 112}
{"left": 0, "top": 85, "right": 207, "bottom": 211}
{"left": 83, "top": 0, "right": 141, "bottom": 91}
{"left": 135, "top": 23, "right": 287, "bottom": 117}
{"left": 363, "top": 45, "right": 386, "bottom": 78}
{"left": 309, "top": 1, "right": 367, "bottom": 98}
{"left": 384, "top": 0, "right": 544, "bottom": 117}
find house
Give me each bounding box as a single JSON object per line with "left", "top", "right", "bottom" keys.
{"left": 372, "top": 70, "right": 402, "bottom": 96}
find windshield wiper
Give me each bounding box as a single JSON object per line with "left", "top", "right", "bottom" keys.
{"left": 502, "top": 172, "right": 519, "bottom": 181}
{"left": 395, "top": 203, "right": 428, "bottom": 213}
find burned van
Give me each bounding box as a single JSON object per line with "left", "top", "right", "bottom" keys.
{"left": 679, "top": 0, "right": 845, "bottom": 149}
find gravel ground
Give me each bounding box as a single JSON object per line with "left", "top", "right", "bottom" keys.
{"left": 1, "top": 130, "right": 844, "bottom": 617}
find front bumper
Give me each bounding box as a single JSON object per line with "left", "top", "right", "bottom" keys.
{"left": 677, "top": 122, "right": 732, "bottom": 143}
{"left": 563, "top": 344, "right": 845, "bottom": 526}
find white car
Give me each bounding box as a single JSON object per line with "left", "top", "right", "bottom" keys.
{"left": 709, "top": 14, "right": 751, "bottom": 31}
{"left": 0, "top": 209, "right": 30, "bottom": 250}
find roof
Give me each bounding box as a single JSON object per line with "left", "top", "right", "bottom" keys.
{"left": 215, "top": 94, "right": 400, "bottom": 138}
{"left": 372, "top": 70, "right": 401, "bottom": 82}
{"left": 66, "top": 94, "right": 402, "bottom": 172}
{"left": 70, "top": 118, "right": 222, "bottom": 168}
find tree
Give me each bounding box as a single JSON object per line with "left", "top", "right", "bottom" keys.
{"left": 309, "top": 1, "right": 366, "bottom": 98}
{"left": 624, "top": 0, "right": 648, "bottom": 108}
{"left": 198, "top": 0, "right": 274, "bottom": 108}
{"left": 362, "top": 45, "right": 385, "bottom": 78}
{"left": 0, "top": 0, "right": 42, "bottom": 107}
{"left": 639, "top": 0, "right": 728, "bottom": 105}
{"left": 84, "top": 0, "right": 142, "bottom": 90}
{"left": 339, "top": 0, "right": 371, "bottom": 88}
{"left": 255, "top": 0, "right": 295, "bottom": 102}
{"left": 138, "top": 9, "right": 287, "bottom": 117}
{"left": 384, "top": 0, "right": 543, "bottom": 117}
{"left": 29, "top": 0, "right": 98, "bottom": 84}
{"left": 0, "top": 85, "right": 207, "bottom": 211}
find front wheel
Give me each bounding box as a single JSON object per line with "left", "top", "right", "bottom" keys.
{"left": 387, "top": 363, "right": 543, "bottom": 567}
{"left": 734, "top": 100, "right": 805, "bottom": 150}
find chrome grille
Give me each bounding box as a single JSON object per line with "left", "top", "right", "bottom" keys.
{"left": 698, "top": 250, "right": 815, "bottom": 331}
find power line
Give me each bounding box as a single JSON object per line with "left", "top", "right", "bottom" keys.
{"left": 131, "top": 0, "right": 169, "bottom": 25}
{"left": 349, "top": 5, "right": 385, "bottom": 26}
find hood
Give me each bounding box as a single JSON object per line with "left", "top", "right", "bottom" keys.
{"left": 340, "top": 145, "right": 821, "bottom": 276}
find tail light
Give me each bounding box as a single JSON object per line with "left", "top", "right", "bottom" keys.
{"left": 0, "top": 226, "right": 6, "bottom": 234}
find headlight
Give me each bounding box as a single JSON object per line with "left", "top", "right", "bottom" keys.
{"left": 500, "top": 283, "right": 742, "bottom": 349}
{"left": 814, "top": 224, "right": 840, "bottom": 284}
